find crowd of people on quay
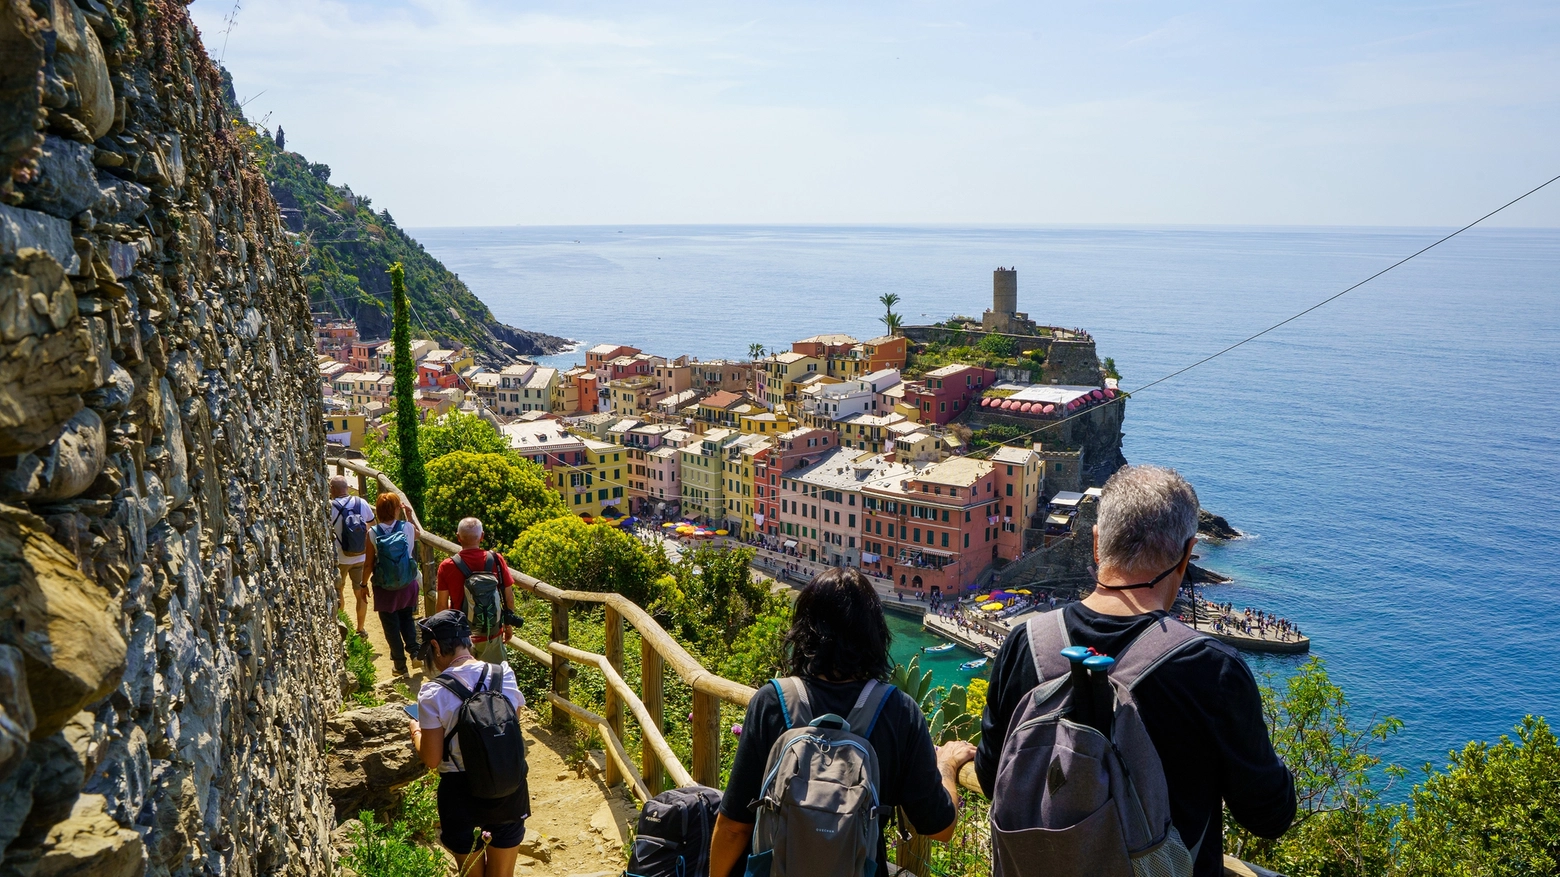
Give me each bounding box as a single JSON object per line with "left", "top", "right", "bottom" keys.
{"left": 1186, "top": 600, "right": 1304, "bottom": 642}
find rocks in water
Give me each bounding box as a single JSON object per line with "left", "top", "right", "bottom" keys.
{"left": 1198, "top": 508, "right": 1242, "bottom": 541}
{"left": 325, "top": 705, "right": 428, "bottom": 821}
{"left": 1185, "top": 563, "right": 1232, "bottom": 585}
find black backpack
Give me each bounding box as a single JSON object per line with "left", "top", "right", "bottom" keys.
{"left": 627, "top": 785, "right": 722, "bottom": 877}
{"left": 434, "top": 664, "right": 528, "bottom": 800}
{"left": 452, "top": 552, "right": 505, "bottom": 638}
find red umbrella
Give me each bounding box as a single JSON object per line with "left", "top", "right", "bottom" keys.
{"left": 1042, "top": 404, "right": 1055, "bottom": 414}
{"left": 1091, "top": 389, "right": 1104, "bottom": 400}
{"left": 1020, "top": 402, "right": 1034, "bottom": 413}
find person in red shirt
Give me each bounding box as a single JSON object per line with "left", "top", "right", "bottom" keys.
{"left": 435, "top": 517, "right": 517, "bottom": 658}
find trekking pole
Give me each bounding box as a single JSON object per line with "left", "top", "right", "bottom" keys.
{"left": 1061, "top": 646, "right": 1093, "bottom": 730}
{"left": 1083, "top": 655, "right": 1116, "bottom": 736}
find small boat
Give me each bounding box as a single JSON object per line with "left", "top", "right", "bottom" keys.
{"left": 923, "top": 643, "right": 956, "bottom": 654}
{"left": 960, "top": 658, "right": 988, "bottom": 671}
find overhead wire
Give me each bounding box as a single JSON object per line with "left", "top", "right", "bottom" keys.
{"left": 966, "top": 171, "right": 1560, "bottom": 459}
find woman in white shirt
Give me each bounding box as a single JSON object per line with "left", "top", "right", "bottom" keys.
{"left": 407, "top": 611, "right": 529, "bottom": 876}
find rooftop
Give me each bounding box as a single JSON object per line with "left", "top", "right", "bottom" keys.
{"left": 917, "top": 456, "right": 995, "bottom": 488}
{"left": 991, "top": 445, "right": 1036, "bottom": 465}
{"left": 503, "top": 420, "right": 586, "bottom": 451}
{"left": 701, "top": 390, "right": 744, "bottom": 409}
{"left": 796, "top": 333, "right": 860, "bottom": 346}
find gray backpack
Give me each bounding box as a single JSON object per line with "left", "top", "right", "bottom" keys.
{"left": 989, "top": 611, "right": 1207, "bottom": 877}
{"left": 748, "top": 678, "right": 895, "bottom": 877}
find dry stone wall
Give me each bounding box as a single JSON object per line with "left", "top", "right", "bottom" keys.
{"left": 0, "top": 1, "right": 340, "bottom": 874}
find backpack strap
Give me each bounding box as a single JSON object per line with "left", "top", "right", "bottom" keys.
{"left": 1026, "top": 609, "right": 1074, "bottom": 682}
{"left": 844, "top": 680, "right": 896, "bottom": 738}
{"left": 773, "top": 677, "right": 812, "bottom": 729}
{"left": 451, "top": 554, "right": 475, "bottom": 578}
{"left": 483, "top": 551, "right": 497, "bottom": 573}
{"left": 1110, "top": 614, "right": 1208, "bottom": 690}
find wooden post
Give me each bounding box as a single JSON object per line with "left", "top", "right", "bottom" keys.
{"left": 641, "top": 640, "right": 664, "bottom": 793}
{"left": 603, "top": 606, "right": 625, "bottom": 787}
{"left": 550, "top": 600, "right": 571, "bottom": 734}
{"left": 691, "top": 689, "right": 722, "bottom": 788}
{"left": 418, "top": 543, "right": 438, "bottom": 618}
{"left": 895, "top": 822, "right": 932, "bottom": 876}
{"left": 356, "top": 471, "right": 369, "bottom": 499}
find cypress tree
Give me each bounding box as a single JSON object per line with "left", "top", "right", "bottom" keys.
{"left": 389, "top": 263, "right": 426, "bottom": 515}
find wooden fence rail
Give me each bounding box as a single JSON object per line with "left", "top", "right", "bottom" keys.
{"left": 327, "top": 455, "right": 1279, "bottom": 877}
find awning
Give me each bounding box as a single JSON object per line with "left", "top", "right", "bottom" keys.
{"left": 1045, "top": 514, "right": 1072, "bottom": 526}
{"left": 783, "top": 540, "right": 798, "bottom": 549}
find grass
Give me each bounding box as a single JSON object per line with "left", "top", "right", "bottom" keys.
{"left": 341, "top": 611, "right": 383, "bottom": 707}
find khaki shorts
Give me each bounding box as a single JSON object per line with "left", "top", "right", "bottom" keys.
{"left": 338, "top": 563, "right": 367, "bottom": 593}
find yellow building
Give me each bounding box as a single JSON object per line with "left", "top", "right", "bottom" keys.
{"left": 323, "top": 412, "right": 365, "bottom": 449}
{"left": 559, "top": 437, "right": 628, "bottom": 519}
{"left": 680, "top": 428, "right": 735, "bottom": 525}
{"left": 730, "top": 436, "right": 774, "bottom": 539}
{"left": 608, "top": 374, "right": 661, "bottom": 417}
{"left": 739, "top": 410, "right": 794, "bottom": 436}
{"left": 758, "top": 352, "right": 822, "bottom": 412}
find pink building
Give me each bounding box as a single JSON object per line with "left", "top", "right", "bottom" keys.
{"left": 861, "top": 456, "right": 1002, "bottom": 598}
{"left": 762, "top": 428, "right": 839, "bottom": 551}
{"left": 901, "top": 364, "right": 996, "bottom": 425}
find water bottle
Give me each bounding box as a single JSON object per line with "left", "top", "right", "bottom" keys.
{"left": 1083, "top": 654, "right": 1117, "bottom": 736}
{"left": 1061, "top": 646, "right": 1093, "bottom": 729}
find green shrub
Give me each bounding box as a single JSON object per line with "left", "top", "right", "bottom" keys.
{"left": 422, "top": 451, "right": 568, "bottom": 550}
{"left": 343, "top": 809, "right": 444, "bottom": 877}
{"left": 394, "top": 774, "right": 440, "bottom": 844}
{"left": 341, "top": 612, "right": 382, "bottom": 707}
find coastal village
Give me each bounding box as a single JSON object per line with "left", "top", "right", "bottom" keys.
{"left": 320, "top": 268, "right": 1306, "bottom": 656}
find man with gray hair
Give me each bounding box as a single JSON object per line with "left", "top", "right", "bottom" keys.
{"left": 975, "top": 465, "right": 1294, "bottom": 876}
{"left": 435, "top": 516, "right": 519, "bottom": 663}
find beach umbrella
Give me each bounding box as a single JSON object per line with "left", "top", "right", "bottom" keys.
{"left": 715, "top": 529, "right": 729, "bottom": 536}
{"left": 1014, "top": 589, "right": 1031, "bottom": 595}
{"left": 662, "top": 522, "right": 675, "bottom": 528}
{"left": 1091, "top": 389, "right": 1104, "bottom": 400}
{"left": 980, "top": 397, "right": 991, "bottom": 407}
{"left": 980, "top": 602, "right": 1003, "bottom": 611}
{"left": 1042, "top": 404, "right": 1055, "bottom": 415}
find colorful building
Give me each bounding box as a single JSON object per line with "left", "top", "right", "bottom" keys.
{"left": 739, "top": 410, "right": 794, "bottom": 436}
{"left": 991, "top": 444, "right": 1043, "bottom": 560}
{"left": 861, "top": 456, "right": 1002, "bottom": 598}
{"left": 323, "top": 412, "right": 366, "bottom": 449}
{"left": 900, "top": 364, "right": 996, "bottom": 425}
{"left": 757, "top": 352, "right": 822, "bottom": 411}
{"left": 555, "top": 367, "right": 599, "bottom": 415}
{"left": 835, "top": 412, "right": 907, "bottom": 454}
{"left": 679, "top": 428, "right": 735, "bottom": 525}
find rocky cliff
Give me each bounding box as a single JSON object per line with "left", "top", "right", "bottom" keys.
{"left": 1, "top": 1, "right": 339, "bottom": 874}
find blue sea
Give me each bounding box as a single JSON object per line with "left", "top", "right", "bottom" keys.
{"left": 410, "top": 224, "right": 1560, "bottom": 777}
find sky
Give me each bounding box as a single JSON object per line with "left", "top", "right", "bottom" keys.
{"left": 192, "top": 0, "right": 1560, "bottom": 228}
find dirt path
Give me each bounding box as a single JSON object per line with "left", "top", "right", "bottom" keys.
{"left": 359, "top": 618, "right": 638, "bottom": 875}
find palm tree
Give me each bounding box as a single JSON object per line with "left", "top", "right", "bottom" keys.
{"left": 879, "top": 293, "right": 903, "bottom": 336}
{"left": 748, "top": 343, "right": 767, "bottom": 361}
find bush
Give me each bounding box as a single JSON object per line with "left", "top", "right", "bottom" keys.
{"left": 366, "top": 410, "right": 522, "bottom": 489}
{"left": 423, "top": 451, "right": 568, "bottom": 550}
{"left": 510, "top": 516, "right": 668, "bottom": 605}
{"left": 342, "top": 810, "right": 445, "bottom": 877}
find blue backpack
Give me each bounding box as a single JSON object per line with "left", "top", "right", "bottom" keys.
{"left": 370, "top": 522, "right": 418, "bottom": 590}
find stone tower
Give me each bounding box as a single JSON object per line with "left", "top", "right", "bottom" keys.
{"left": 983, "top": 267, "right": 1033, "bottom": 333}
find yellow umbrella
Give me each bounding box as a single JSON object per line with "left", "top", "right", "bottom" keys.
{"left": 662, "top": 522, "right": 676, "bottom": 528}
{"left": 1013, "top": 589, "right": 1031, "bottom": 595}
{"left": 715, "top": 529, "right": 729, "bottom": 536}
{"left": 981, "top": 602, "right": 1003, "bottom": 611}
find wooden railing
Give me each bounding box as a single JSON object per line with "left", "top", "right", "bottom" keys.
{"left": 327, "top": 455, "right": 1280, "bottom": 877}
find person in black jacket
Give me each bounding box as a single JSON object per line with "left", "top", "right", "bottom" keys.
{"left": 977, "top": 465, "right": 1295, "bottom": 876}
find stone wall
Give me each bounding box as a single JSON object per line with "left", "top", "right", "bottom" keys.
{"left": 899, "top": 326, "right": 1104, "bottom": 386}
{"left": 0, "top": 1, "right": 339, "bottom": 875}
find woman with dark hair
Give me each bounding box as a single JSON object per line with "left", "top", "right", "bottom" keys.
{"left": 709, "top": 567, "right": 976, "bottom": 876}
{"left": 408, "top": 610, "right": 529, "bottom": 877}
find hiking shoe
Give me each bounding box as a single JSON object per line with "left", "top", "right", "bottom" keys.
{"left": 393, "top": 663, "right": 409, "bottom": 677}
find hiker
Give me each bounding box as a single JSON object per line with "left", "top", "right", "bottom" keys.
{"left": 409, "top": 610, "right": 529, "bottom": 877}
{"left": 363, "top": 492, "right": 421, "bottom": 677}
{"left": 976, "top": 465, "right": 1294, "bottom": 877}
{"left": 436, "top": 517, "right": 518, "bottom": 663}
{"left": 329, "top": 475, "right": 374, "bottom": 636}
{"left": 709, "top": 567, "right": 976, "bottom": 877}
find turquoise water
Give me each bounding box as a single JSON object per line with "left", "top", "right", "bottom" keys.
{"left": 885, "top": 610, "right": 985, "bottom": 692}
{"left": 411, "top": 224, "right": 1560, "bottom": 777}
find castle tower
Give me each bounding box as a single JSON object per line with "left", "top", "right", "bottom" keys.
{"left": 983, "top": 266, "right": 1028, "bottom": 332}
{"left": 993, "top": 267, "right": 1017, "bottom": 317}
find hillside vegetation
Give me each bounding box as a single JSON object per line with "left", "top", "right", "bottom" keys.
{"left": 222, "top": 72, "right": 568, "bottom": 365}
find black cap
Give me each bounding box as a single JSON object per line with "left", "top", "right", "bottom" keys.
{"left": 418, "top": 610, "right": 470, "bottom": 646}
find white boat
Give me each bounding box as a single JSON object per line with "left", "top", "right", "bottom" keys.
{"left": 923, "top": 643, "right": 956, "bottom": 653}
{"left": 960, "top": 657, "right": 988, "bottom": 671}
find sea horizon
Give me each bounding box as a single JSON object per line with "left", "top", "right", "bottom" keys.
{"left": 410, "top": 221, "right": 1560, "bottom": 783}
